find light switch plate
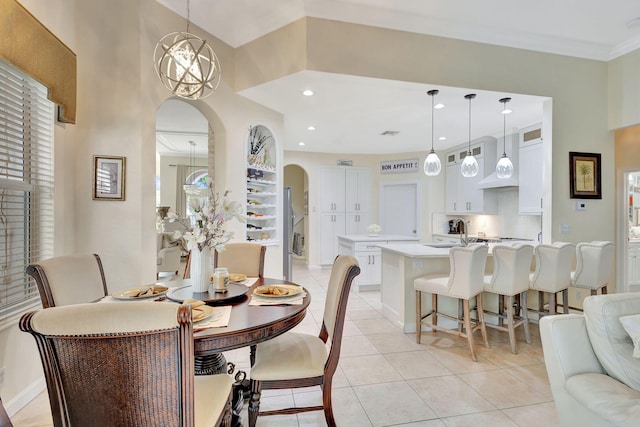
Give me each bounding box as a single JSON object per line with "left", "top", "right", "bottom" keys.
{"left": 575, "top": 201, "right": 587, "bottom": 211}
{"left": 560, "top": 224, "right": 570, "bottom": 233}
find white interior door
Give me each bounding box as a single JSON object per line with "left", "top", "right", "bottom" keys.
{"left": 380, "top": 182, "right": 419, "bottom": 237}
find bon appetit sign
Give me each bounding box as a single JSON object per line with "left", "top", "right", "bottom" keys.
{"left": 380, "top": 158, "right": 419, "bottom": 174}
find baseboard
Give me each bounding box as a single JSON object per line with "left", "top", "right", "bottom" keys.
{"left": 6, "top": 377, "right": 46, "bottom": 417}
{"left": 358, "top": 284, "right": 380, "bottom": 292}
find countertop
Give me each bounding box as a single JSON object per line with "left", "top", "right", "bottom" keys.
{"left": 337, "top": 234, "right": 420, "bottom": 242}
{"left": 378, "top": 241, "right": 538, "bottom": 258}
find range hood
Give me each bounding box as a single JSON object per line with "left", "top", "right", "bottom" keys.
{"left": 477, "top": 171, "right": 519, "bottom": 188}
{"left": 477, "top": 133, "right": 519, "bottom": 189}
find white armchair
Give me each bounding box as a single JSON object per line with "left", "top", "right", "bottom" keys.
{"left": 540, "top": 293, "right": 640, "bottom": 426}
{"left": 157, "top": 233, "right": 181, "bottom": 277}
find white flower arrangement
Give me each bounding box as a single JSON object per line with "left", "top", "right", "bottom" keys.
{"left": 167, "top": 179, "right": 244, "bottom": 252}
{"left": 367, "top": 224, "right": 381, "bottom": 234}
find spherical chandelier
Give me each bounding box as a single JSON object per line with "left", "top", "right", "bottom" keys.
{"left": 153, "top": 0, "right": 221, "bottom": 100}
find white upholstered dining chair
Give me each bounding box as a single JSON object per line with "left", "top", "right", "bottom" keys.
{"left": 247, "top": 255, "right": 360, "bottom": 427}
{"left": 214, "top": 242, "right": 266, "bottom": 278}
{"left": 414, "top": 244, "right": 490, "bottom": 361}
{"left": 26, "top": 254, "right": 108, "bottom": 308}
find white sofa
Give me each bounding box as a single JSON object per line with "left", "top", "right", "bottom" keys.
{"left": 540, "top": 293, "right": 640, "bottom": 427}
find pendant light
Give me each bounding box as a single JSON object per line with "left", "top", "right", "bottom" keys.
{"left": 461, "top": 93, "right": 479, "bottom": 178}
{"left": 423, "top": 89, "right": 442, "bottom": 176}
{"left": 153, "top": 0, "right": 221, "bottom": 100}
{"left": 496, "top": 97, "right": 514, "bottom": 179}
{"left": 183, "top": 140, "right": 198, "bottom": 193}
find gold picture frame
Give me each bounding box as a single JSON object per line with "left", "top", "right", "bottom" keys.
{"left": 93, "top": 155, "right": 126, "bottom": 201}
{"left": 569, "top": 151, "right": 601, "bottom": 199}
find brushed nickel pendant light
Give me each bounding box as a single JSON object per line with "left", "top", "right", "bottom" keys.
{"left": 461, "top": 93, "right": 479, "bottom": 178}
{"left": 423, "top": 89, "right": 442, "bottom": 176}
{"left": 496, "top": 97, "right": 514, "bottom": 179}
{"left": 153, "top": 0, "right": 221, "bottom": 100}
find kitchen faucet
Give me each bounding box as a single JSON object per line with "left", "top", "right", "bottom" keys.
{"left": 453, "top": 217, "right": 468, "bottom": 246}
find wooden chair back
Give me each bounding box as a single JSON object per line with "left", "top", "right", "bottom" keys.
{"left": 26, "top": 254, "right": 108, "bottom": 308}
{"left": 20, "top": 303, "right": 201, "bottom": 427}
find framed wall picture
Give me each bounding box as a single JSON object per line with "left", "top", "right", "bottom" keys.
{"left": 93, "top": 155, "right": 126, "bottom": 201}
{"left": 569, "top": 151, "right": 601, "bottom": 199}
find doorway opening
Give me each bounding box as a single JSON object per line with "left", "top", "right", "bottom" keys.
{"left": 284, "top": 164, "right": 309, "bottom": 269}
{"left": 625, "top": 171, "right": 640, "bottom": 292}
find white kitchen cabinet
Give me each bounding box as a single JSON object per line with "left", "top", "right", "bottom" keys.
{"left": 445, "top": 139, "right": 497, "bottom": 214}
{"left": 319, "top": 212, "right": 346, "bottom": 265}
{"left": 345, "top": 168, "right": 371, "bottom": 213}
{"left": 338, "top": 235, "right": 420, "bottom": 290}
{"left": 518, "top": 123, "right": 543, "bottom": 214}
{"left": 319, "top": 167, "right": 346, "bottom": 212}
{"left": 318, "top": 167, "right": 372, "bottom": 265}
{"left": 346, "top": 212, "right": 370, "bottom": 235}
{"left": 629, "top": 242, "right": 640, "bottom": 288}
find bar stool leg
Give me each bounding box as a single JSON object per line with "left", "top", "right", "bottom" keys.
{"left": 415, "top": 290, "right": 422, "bottom": 343}
{"left": 521, "top": 291, "right": 531, "bottom": 345}
{"left": 562, "top": 289, "right": 569, "bottom": 314}
{"left": 548, "top": 292, "right": 557, "bottom": 315}
{"left": 506, "top": 295, "right": 517, "bottom": 354}
{"left": 477, "top": 293, "right": 489, "bottom": 349}
{"left": 432, "top": 294, "right": 438, "bottom": 331}
{"left": 462, "top": 299, "right": 477, "bottom": 362}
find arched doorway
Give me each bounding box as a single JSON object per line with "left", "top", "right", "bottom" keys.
{"left": 284, "top": 164, "right": 309, "bottom": 274}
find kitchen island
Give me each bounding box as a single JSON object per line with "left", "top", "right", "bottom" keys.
{"left": 378, "top": 243, "right": 496, "bottom": 333}
{"left": 337, "top": 234, "right": 419, "bottom": 291}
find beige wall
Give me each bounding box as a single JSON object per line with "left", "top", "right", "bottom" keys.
{"left": 4, "top": 0, "right": 283, "bottom": 414}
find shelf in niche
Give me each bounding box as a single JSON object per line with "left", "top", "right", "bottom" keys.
{"left": 247, "top": 178, "right": 275, "bottom": 185}
{"left": 248, "top": 164, "right": 276, "bottom": 173}
{"left": 246, "top": 191, "right": 276, "bottom": 196}
{"left": 246, "top": 215, "right": 276, "bottom": 220}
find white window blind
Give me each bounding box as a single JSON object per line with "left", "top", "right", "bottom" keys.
{"left": 0, "top": 58, "right": 54, "bottom": 319}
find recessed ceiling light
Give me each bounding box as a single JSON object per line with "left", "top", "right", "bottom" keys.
{"left": 307, "top": 126, "right": 316, "bottom": 131}
{"left": 434, "top": 103, "right": 444, "bottom": 109}
{"left": 302, "top": 89, "right": 314, "bottom": 96}
{"left": 438, "top": 136, "right": 446, "bottom": 141}
{"left": 298, "top": 142, "right": 305, "bottom": 146}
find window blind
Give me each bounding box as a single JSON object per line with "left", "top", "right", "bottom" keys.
{"left": 0, "top": 58, "right": 54, "bottom": 319}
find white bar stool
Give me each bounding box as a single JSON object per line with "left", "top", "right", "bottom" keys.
{"left": 571, "top": 241, "right": 614, "bottom": 298}
{"left": 529, "top": 242, "right": 576, "bottom": 316}
{"left": 483, "top": 244, "right": 534, "bottom": 354}
{"left": 414, "top": 244, "right": 489, "bottom": 362}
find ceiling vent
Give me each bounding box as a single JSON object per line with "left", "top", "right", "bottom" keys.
{"left": 380, "top": 130, "right": 399, "bottom": 136}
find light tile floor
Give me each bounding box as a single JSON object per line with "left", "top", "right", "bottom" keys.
{"left": 11, "top": 260, "right": 559, "bottom": 426}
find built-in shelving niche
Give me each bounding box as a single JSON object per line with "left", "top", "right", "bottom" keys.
{"left": 246, "top": 125, "right": 278, "bottom": 245}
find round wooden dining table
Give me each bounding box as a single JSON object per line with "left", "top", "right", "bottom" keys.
{"left": 183, "top": 277, "right": 311, "bottom": 374}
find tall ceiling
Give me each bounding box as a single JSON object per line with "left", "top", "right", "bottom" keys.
{"left": 154, "top": 0, "right": 640, "bottom": 156}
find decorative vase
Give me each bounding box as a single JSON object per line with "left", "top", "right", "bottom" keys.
{"left": 190, "top": 246, "right": 212, "bottom": 293}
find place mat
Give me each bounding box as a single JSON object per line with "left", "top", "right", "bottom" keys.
{"left": 249, "top": 291, "right": 307, "bottom": 306}
{"left": 193, "top": 305, "right": 232, "bottom": 331}
{"left": 243, "top": 277, "right": 259, "bottom": 288}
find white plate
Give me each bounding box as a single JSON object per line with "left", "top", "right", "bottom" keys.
{"left": 254, "top": 284, "right": 303, "bottom": 298}
{"left": 112, "top": 285, "right": 169, "bottom": 300}
{"left": 192, "top": 305, "right": 215, "bottom": 322}
{"left": 229, "top": 273, "right": 247, "bottom": 283}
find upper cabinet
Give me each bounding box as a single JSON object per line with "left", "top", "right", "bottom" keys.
{"left": 246, "top": 125, "right": 278, "bottom": 244}
{"left": 445, "top": 138, "right": 497, "bottom": 214}
{"left": 518, "top": 123, "right": 543, "bottom": 215}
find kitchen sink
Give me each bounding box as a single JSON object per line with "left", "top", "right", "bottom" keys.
{"left": 424, "top": 243, "right": 464, "bottom": 248}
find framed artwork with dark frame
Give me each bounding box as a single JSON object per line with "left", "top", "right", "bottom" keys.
{"left": 93, "top": 155, "right": 126, "bottom": 201}
{"left": 569, "top": 151, "right": 601, "bottom": 199}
